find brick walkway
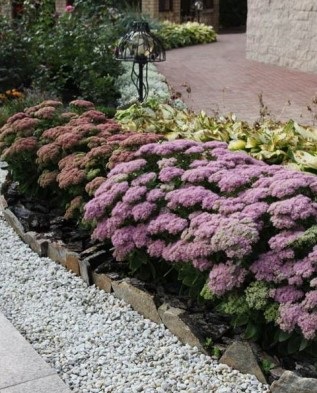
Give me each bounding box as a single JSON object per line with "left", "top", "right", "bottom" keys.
{"left": 156, "top": 33, "right": 317, "bottom": 125}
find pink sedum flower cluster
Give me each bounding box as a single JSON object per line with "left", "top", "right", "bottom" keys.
{"left": 84, "top": 140, "right": 317, "bottom": 339}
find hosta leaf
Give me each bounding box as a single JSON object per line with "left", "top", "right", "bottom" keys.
{"left": 294, "top": 151, "right": 317, "bottom": 169}
{"left": 165, "top": 131, "right": 181, "bottom": 140}
{"left": 245, "top": 137, "right": 259, "bottom": 149}
{"left": 294, "top": 122, "right": 317, "bottom": 142}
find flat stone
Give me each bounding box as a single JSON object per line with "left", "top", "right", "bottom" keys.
{"left": 112, "top": 279, "right": 161, "bottom": 324}
{"left": 0, "top": 312, "right": 55, "bottom": 389}
{"left": 0, "top": 195, "right": 8, "bottom": 210}
{"left": 158, "top": 304, "right": 206, "bottom": 352}
{"left": 79, "top": 258, "right": 92, "bottom": 285}
{"left": 65, "top": 252, "right": 80, "bottom": 275}
{"left": 270, "top": 370, "right": 317, "bottom": 393}
{"left": 47, "top": 241, "right": 67, "bottom": 266}
{"left": 270, "top": 366, "right": 286, "bottom": 381}
{"left": 220, "top": 341, "right": 267, "bottom": 384}
{"left": 22, "top": 232, "right": 48, "bottom": 257}
{"left": 2, "top": 209, "right": 25, "bottom": 239}
{"left": 92, "top": 272, "right": 113, "bottom": 293}
{"left": 0, "top": 375, "right": 71, "bottom": 393}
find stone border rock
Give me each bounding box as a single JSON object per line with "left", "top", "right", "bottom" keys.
{"left": 2, "top": 199, "right": 316, "bottom": 393}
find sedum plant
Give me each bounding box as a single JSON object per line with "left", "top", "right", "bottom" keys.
{"left": 0, "top": 100, "right": 165, "bottom": 219}
{"left": 84, "top": 140, "right": 317, "bottom": 350}
{"left": 0, "top": 100, "right": 68, "bottom": 194}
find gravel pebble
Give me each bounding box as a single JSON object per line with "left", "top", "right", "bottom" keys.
{"left": 0, "top": 165, "right": 270, "bottom": 393}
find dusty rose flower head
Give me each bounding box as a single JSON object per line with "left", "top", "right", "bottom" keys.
{"left": 42, "top": 125, "right": 71, "bottom": 140}
{"left": 57, "top": 167, "right": 86, "bottom": 189}
{"left": 24, "top": 100, "right": 62, "bottom": 115}
{"left": 60, "top": 112, "right": 78, "bottom": 120}
{"left": 2, "top": 136, "right": 38, "bottom": 158}
{"left": 80, "top": 110, "right": 107, "bottom": 123}
{"left": 6, "top": 112, "right": 28, "bottom": 125}
{"left": 38, "top": 170, "right": 58, "bottom": 188}
{"left": 12, "top": 117, "right": 40, "bottom": 132}
{"left": 69, "top": 99, "right": 95, "bottom": 109}
{"left": 37, "top": 143, "right": 61, "bottom": 164}
{"left": 34, "top": 106, "right": 56, "bottom": 119}
{"left": 85, "top": 177, "right": 107, "bottom": 196}
{"left": 120, "top": 133, "right": 163, "bottom": 149}
{"left": 64, "top": 196, "right": 83, "bottom": 220}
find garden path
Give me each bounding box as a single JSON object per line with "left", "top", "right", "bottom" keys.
{"left": 156, "top": 33, "right": 317, "bottom": 125}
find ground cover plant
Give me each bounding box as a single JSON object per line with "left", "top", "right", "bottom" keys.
{"left": 115, "top": 100, "right": 317, "bottom": 173}
{"left": 84, "top": 139, "right": 317, "bottom": 356}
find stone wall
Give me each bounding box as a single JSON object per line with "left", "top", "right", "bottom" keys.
{"left": 246, "top": 0, "right": 317, "bottom": 73}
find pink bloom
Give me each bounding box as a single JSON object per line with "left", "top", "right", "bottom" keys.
{"left": 65, "top": 5, "right": 74, "bottom": 12}
{"left": 270, "top": 286, "right": 304, "bottom": 304}
{"left": 208, "top": 261, "right": 247, "bottom": 296}
{"left": 297, "top": 312, "right": 317, "bottom": 340}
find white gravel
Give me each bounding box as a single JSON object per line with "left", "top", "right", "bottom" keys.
{"left": 0, "top": 165, "right": 270, "bottom": 393}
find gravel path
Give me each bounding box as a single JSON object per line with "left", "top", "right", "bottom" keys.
{"left": 0, "top": 166, "right": 270, "bottom": 393}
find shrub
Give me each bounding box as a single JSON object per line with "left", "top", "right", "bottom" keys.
{"left": 156, "top": 21, "right": 217, "bottom": 49}
{"left": 0, "top": 17, "right": 36, "bottom": 91}
{"left": 84, "top": 139, "right": 317, "bottom": 349}
{"left": 31, "top": 10, "right": 121, "bottom": 105}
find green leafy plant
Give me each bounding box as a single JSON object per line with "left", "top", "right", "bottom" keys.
{"left": 115, "top": 100, "right": 317, "bottom": 173}
{"left": 0, "top": 16, "right": 36, "bottom": 91}
{"left": 156, "top": 21, "right": 217, "bottom": 49}
{"left": 260, "top": 358, "right": 276, "bottom": 375}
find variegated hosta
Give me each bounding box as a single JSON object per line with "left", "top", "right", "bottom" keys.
{"left": 115, "top": 101, "right": 317, "bottom": 173}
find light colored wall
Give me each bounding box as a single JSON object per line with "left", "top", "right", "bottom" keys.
{"left": 0, "top": 0, "right": 12, "bottom": 17}
{"left": 55, "top": 0, "right": 67, "bottom": 14}
{"left": 246, "top": 0, "right": 317, "bottom": 73}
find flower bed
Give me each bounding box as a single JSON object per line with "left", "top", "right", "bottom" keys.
{"left": 1, "top": 100, "right": 317, "bottom": 365}
{"left": 84, "top": 139, "right": 317, "bottom": 354}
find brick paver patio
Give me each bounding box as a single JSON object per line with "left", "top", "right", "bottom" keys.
{"left": 156, "top": 33, "right": 317, "bottom": 125}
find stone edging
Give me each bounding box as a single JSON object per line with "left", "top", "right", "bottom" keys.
{"left": 2, "top": 197, "right": 317, "bottom": 393}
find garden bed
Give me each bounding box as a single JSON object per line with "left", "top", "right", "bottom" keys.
{"left": 2, "top": 174, "right": 317, "bottom": 391}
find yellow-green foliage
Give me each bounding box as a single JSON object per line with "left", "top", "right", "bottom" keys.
{"left": 115, "top": 101, "right": 317, "bottom": 173}
{"left": 156, "top": 21, "right": 217, "bottom": 49}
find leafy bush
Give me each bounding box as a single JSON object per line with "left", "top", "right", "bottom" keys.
{"left": 84, "top": 139, "right": 317, "bottom": 351}
{"left": 0, "top": 1, "right": 123, "bottom": 106}
{"left": 115, "top": 101, "right": 317, "bottom": 173}
{"left": 156, "top": 21, "right": 217, "bottom": 49}
{"left": 31, "top": 10, "right": 121, "bottom": 105}
{"left": 0, "top": 17, "right": 36, "bottom": 90}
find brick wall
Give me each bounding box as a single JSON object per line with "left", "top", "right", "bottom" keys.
{"left": 55, "top": 0, "right": 66, "bottom": 14}
{"left": 246, "top": 0, "right": 317, "bottom": 73}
